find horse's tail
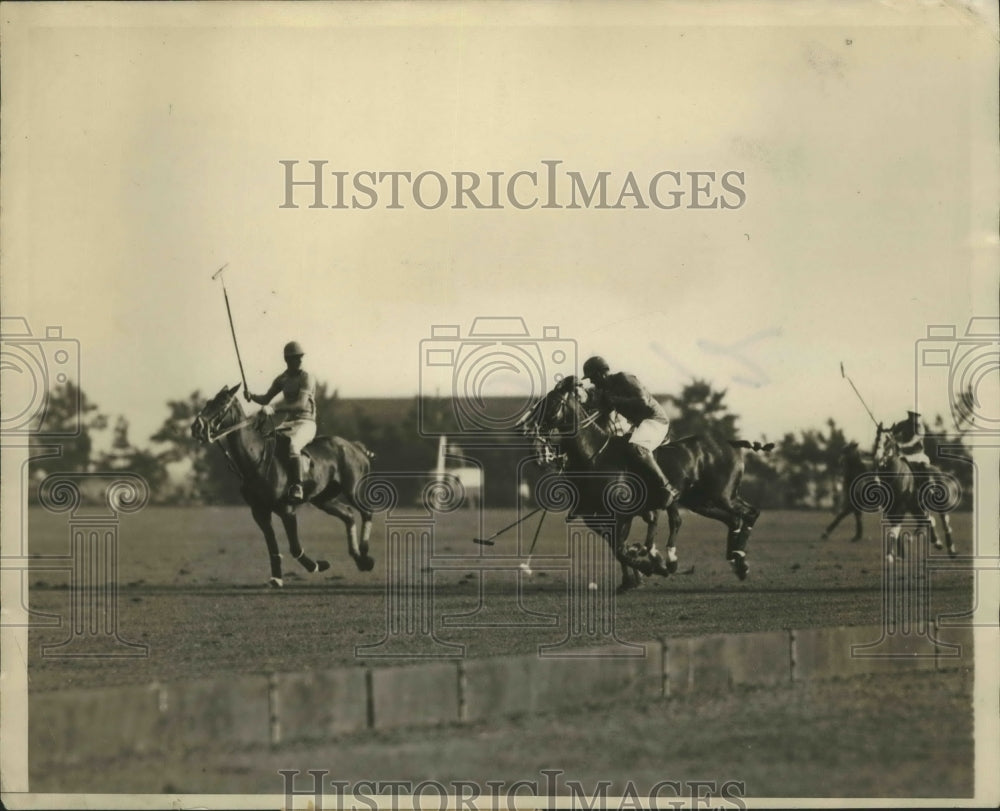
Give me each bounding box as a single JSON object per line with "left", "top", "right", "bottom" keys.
{"left": 728, "top": 439, "right": 775, "bottom": 453}
{"left": 353, "top": 441, "right": 376, "bottom": 460}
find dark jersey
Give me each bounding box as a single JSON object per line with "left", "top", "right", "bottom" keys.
{"left": 597, "top": 372, "right": 669, "bottom": 424}
{"left": 889, "top": 418, "right": 923, "bottom": 456}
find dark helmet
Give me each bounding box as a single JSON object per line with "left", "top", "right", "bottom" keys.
{"left": 583, "top": 356, "right": 610, "bottom": 379}
{"left": 284, "top": 340, "right": 305, "bottom": 358}
{"left": 891, "top": 410, "right": 921, "bottom": 438}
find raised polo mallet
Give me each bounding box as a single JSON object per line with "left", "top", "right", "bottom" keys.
{"left": 472, "top": 506, "right": 543, "bottom": 546}
{"left": 840, "top": 362, "right": 879, "bottom": 428}
{"left": 212, "top": 262, "right": 249, "bottom": 394}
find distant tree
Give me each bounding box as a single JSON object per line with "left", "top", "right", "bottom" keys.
{"left": 96, "top": 415, "right": 169, "bottom": 497}
{"left": 29, "top": 381, "right": 107, "bottom": 474}
{"left": 664, "top": 379, "right": 739, "bottom": 441}
{"left": 151, "top": 391, "right": 242, "bottom": 504}
{"left": 314, "top": 383, "right": 362, "bottom": 440}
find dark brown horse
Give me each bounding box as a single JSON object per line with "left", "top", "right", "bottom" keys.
{"left": 820, "top": 442, "right": 868, "bottom": 542}
{"left": 869, "top": 423, "right": 958, "bottom": 561}
{"left": 192, "top": 384, "right": 376, "bottom": 587}
{"left": 525, "top": 377, "right": 772, "bottom": 589}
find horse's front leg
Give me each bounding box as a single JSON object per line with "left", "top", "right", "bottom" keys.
{"left": 597, "top": 519, "right": 644, "bottom": 592}
{"left": 278, "top": 511, "right": 331, "bottom": 574}
{"left": 641, "top": 509, "right": 672, "bottom": 578}
{"left": 247, "top": 498, "right": 284, "bottom": 588}
{"left": 851, "top": 508, "right": 863, "bottom": 542}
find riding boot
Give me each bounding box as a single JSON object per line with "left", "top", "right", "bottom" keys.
{"left": 285, "top": 453, "right": 304, "bottom": 502}
{"left": 629, "top": 445, "right": 679, "bottom": 509}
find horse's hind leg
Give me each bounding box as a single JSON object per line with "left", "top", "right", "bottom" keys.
{"left": 821, "top": 507, "right": 847, "bottom": 540}
{"left": 851, "top": 508, "right": 863, "bottom": 542}
{"left": 886, "top": 522, "right": 902, "bottom": 563}
{"left": 278, "top": 511, "right": 330, "bottom": 574}
{"left": 248, "top": 499, "right": 284, "bottom": 588}
{"left": 822, "top": 507, "right": 856, "bottom": 541}
{"left": 927, "top": 513, "right": 944, "bottom": 551}
{"left": 941, "top": 512, "right": 956, "bottom": 557}
{"left": 657, "top": 506, "right": 681, "bottom": 574}
{"left": 732, "top": 497, "right": 760, "bottom": 556}
{"left": 315, "top": 498, "right": 375, "bottom": 572}
{"left": 688, "top": 502, "right": 747, "bottom": 580}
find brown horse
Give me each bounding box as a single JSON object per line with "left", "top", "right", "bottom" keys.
{"left": 192, "top": 384, "right": 376, "bottom": 587}
{"left": 869, "top": 423, "right": 958, "bottom": 561}
{"left": 525, "top": 377, "right": 772, "bottom": 589}
{"left": 820, "top": 442, "right": 868, "bottom": 542}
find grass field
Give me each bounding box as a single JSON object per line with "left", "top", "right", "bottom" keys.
{"left": 26, "top": 506, "right": 974, "bottom": 691}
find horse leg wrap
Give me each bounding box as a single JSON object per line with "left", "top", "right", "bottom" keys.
{"left": 294, "top": 550, "right": 318, "bottom": 573}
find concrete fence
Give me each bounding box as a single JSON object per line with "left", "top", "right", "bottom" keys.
{"left": 30, "top": 623, "right": 973, "bottom": 766}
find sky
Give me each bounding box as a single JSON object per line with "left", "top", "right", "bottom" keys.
{"left": 2, "top": 1, "right": 998, "bottom": 453}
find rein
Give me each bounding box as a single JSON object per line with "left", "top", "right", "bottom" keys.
{"left": 536, "top": 388, "right": 615, "bottom": 467}
{"left": 207, "top": 414, "right": 257, "bottom": 443}
{"left": 198, "top": 391, "right": 278, "bottom": 481}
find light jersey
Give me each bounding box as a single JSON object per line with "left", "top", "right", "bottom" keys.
{"left": 266, "top": 369, "right": 316, "bottom": 421}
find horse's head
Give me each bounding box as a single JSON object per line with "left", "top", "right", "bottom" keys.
{"left": 191, "top": 383, "right": 245, "bottom": 444}
{"left": 520, "top": 376, "right": 599, "bottom": 466}
{"left": 871, "top": 423, "right": 897, "bottom": 470}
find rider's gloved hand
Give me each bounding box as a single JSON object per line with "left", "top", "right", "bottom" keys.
{"left": 261, "top": 405, "right": 275, "bottom": 417}
{"left": 243, "top": 388, "right": 253, "bottom": 402}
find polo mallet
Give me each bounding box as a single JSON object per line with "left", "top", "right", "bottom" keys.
{"left": 840, "top": 362, "right": 879, "bottom": 428}
{"left": 212, "top": 263, "right": 249, "bottom": 394}
{"left": 518, "top": 509, "right": 548, "bottom": 576}
{"left": 472, "top": 506, "right": 543, "bottom": 546}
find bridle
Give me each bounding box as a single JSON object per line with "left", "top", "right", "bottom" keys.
{"left": 872, "top": 423, "right": 899, "bottom": 471}
{"left": 194, "top": 388, "right": 254, "bottom": 445}
{"left": 193, "top": 387, "right": 277, "bottom": 480}
{"left": 523, "top": 382, "right": 612, "bottom": 468}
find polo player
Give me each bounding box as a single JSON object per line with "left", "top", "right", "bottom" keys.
{"left": 244, "top": 341, "right": 316, "bottom": 502}
{"left": 582, "top": 355, "right": 680, "bottom": 509}
{"left": 889, "top": 410, "right": 931, "bottom": 473}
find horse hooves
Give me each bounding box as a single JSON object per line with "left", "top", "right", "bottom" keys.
{"left": 666, "top": 559, "right": 679, "bottom": 575}
{"left": 268, "top": 577, "right": 284, "bottom": 589}
{"left": 316, "top": 560, "right": 331, "bottom": 573}
{"left": 356, "top": 555, "right": 376, "bottom": 572}
{"left": 948, "top": 546, "right": 958, "bottom": 558}
{"left": 730, "top": 554, "right": 749, "bottom": 581}
{"left": 616, "top": 579, "right": 643, "bottom": 594}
